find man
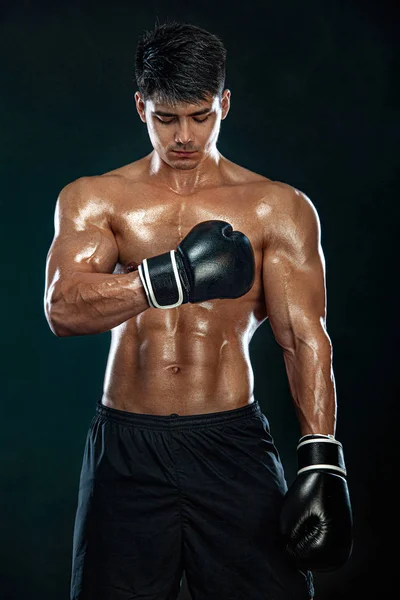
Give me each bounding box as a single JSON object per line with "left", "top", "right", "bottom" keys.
{"left": 44, "top": 21, "right": 352, "bottom": 600}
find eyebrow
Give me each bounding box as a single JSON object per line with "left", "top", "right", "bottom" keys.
{"left": 153, "top": 107, "right": 211, "bottom": 117}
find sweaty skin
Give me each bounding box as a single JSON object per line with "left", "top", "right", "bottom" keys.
{"left": 45, "top": 92, "right": 336, "bottom": 434}
{"left": 99, "top": 158, "right": 267, "bottom": 415}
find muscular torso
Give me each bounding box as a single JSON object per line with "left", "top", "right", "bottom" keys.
{"left": 96, "top": 154, "right": 288, "bottom": 415}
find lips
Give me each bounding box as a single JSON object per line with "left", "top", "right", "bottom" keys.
{"left": 172, "top": 150, "right": 196, "bottom": 154}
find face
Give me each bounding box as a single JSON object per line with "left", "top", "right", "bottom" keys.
{"left": 135, "top": 90, "right": 231, "bottom": 170}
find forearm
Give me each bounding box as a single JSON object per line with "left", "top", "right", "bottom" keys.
{"left": 282, "top": 337, "right": 337, "bottom": 436}
{"left": 46, "top": 270, "right": 149, "bottom": 336}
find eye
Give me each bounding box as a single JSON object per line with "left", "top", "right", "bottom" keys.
{"left": 156, "top": 117, "right": 174, "bottom": 125}
{"left": 156, "top": 115, "right": 210, "bottom": 124}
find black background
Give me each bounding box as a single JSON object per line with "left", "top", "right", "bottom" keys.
{"left": 1, "top": 0, "right": 398, "bottom": 598}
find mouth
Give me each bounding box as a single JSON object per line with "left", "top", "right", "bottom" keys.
{"left": 171, "top": 150, "right": 197, "bottom": 157}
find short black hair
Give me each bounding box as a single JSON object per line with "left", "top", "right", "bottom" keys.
{"left": 135, "top": 20, "right": 227, "bottom": 106}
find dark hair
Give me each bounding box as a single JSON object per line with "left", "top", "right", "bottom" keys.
{"left": 135, "top": 20, "right": 227, "bottom": 106}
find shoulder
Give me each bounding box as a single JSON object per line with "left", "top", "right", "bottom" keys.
{"left": 60, "top": 156, "right": 148, "bottom": 196}
{"left": 259, "top": 180, "right": 321, "bottom": 249}
{"left": 58, "top": 157, "right": 147, "bottom": 203}
{"left": 57, "top": 175, "right": 105, "bottom": 210}
{"left": 260, "top": 179, "right": 316, "bottom": 212}
{"left": 55, "top": 175, "right": 116, "bottom": 228}
{"left": 221, "top": 158, "right": 319, "bottom": 224}
{"left": 269, "top": 180, "right": 319, "bottom": 223}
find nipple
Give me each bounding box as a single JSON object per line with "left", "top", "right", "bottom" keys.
{"left": 126, "top": 262, "right": 139, "bottom": 272}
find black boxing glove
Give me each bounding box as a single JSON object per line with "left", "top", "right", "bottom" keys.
{"left": 138, "top": 220, "right": 255, "bottom": 309}
{"left": 280, "top": 434, "right": 353, "bottom": 572}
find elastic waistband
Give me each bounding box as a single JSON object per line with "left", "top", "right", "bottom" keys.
{"left": 94, "top": 399, "right": 263, "bottom": 431}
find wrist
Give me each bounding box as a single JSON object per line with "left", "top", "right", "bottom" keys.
{"left": 297, "top": 435, "right": 347, "bottom": 478}
{"left": 138, "top": 250, "right": 190, "bottom": 309}
{"left": 298, "top": 433, "right": 335, "bottom": 444}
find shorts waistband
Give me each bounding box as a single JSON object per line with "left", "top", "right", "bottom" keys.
{"left": 94, "top": 399, "right": 263, "bottom": 431}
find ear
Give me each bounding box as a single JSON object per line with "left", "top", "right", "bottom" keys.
{"left": 221, "top": 89, "right": 231, "bottom": 120}
{"left": 135, "top": 91, "right": 146, "bottom": 123}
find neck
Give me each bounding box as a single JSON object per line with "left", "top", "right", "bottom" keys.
{"left": 147, "top": 148, "right": 224, "bottom": 195}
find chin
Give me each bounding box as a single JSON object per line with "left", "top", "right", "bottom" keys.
{"left": 172, "top": 161, "right": 199, "bottom": 170}
{"left": 168, "top": 155, "right": 201, "bottom": 170}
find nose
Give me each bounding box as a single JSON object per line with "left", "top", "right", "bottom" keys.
{"left": 174, "top": 119, "right": 193, "bottom": 145}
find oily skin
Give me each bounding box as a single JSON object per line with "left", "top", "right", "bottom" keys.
{"left": 45, "top": 89, "right": 336, "bottom": 435}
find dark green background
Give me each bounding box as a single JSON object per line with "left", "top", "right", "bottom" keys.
{"left": 1, "top": 0, "right": 398, "bottom": 598}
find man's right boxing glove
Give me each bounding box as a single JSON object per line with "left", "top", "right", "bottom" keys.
{"left": 280, "top": 434, "right": 353, "bottom": 572}
{"left": 138, "top": 220, "right": 255, "bottom": 309}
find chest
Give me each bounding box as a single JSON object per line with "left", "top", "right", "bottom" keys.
{"left": 110, "top": 185, "right": 268, "bottom": 276}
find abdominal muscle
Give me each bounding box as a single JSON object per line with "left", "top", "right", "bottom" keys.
{"left": 101, "top": 304, "right": 257, "bottom": 416}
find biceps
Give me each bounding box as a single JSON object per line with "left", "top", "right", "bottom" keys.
{"left": 262, "top": 248, "right": 327, "bottom": 351}
{"left": 45, "top": 227, "right": 119, "bottom": 302}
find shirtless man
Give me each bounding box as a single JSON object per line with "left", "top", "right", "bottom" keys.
{"left": 44, "top": 21, "right": 352, "bottom": 600}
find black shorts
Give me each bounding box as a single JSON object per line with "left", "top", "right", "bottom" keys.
{"left": 70, "top": 400, "right": 314, "bottom": 600}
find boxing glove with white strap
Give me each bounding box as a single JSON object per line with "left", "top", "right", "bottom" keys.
{"left": 280, "top": 434, "right": 353, "bottom": 571}
{"left": 138, "top": 220, "right": 255, "bottom": 309}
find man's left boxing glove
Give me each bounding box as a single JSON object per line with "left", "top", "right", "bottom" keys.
{"left": 138, "top": 220, "right": 255, "bottom": 309}
{"left": 280, "top": 434, "right": 353, "bottom": 572}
